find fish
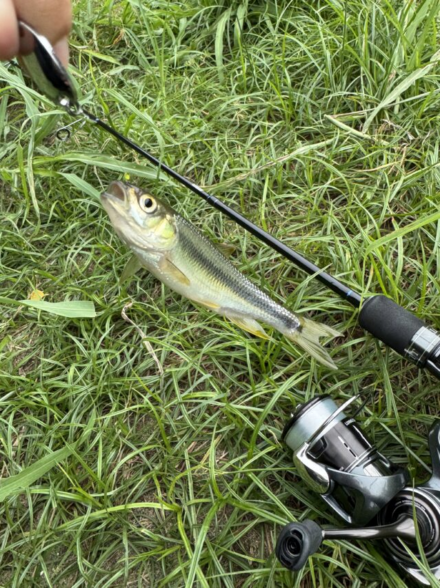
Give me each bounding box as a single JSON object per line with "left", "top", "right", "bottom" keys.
{"left": 101, "top": 181, "right": 341, "bottom": 368}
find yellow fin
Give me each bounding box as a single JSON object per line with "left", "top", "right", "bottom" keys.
{"left": 120, "top": 254, "right": 142, "bottom": 284}
{"left": 284, "top": 317, "right": 340, "bottom": 370}
{"left": 228, "top": 316, "right": 270, "bottom": 340}
{"left": 196, "top": 299, "right": 221, "bottom": 310}
{"left": 216, "top": 242, "right": 236, "bottom": 257}
{"left": 159, "top": 257, "right": 191, "bottom": 286}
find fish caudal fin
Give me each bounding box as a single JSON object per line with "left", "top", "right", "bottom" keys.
{"left": 286, "top": 318, "right": 341, "bottom": 369}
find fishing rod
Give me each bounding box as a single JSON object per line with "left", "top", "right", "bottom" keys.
{"left": 16, "top": 21, "right": 440, "bottom": 379}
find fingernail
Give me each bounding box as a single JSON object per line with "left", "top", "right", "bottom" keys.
{"left": 54, "top": 37, "right": 69, "bottom": 67}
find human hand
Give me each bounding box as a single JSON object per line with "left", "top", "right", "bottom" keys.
{"left": 0, "top": 0, "right": 72, "bottom": 65}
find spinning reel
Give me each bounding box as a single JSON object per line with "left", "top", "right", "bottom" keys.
{"left": 275, "top": 396, "right": 440, "bottom": 585}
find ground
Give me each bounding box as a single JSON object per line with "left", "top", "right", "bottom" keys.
{"left": 0, "top": 0, "right": 440, "bottom": 586}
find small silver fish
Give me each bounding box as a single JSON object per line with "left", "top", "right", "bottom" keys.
{"left": 101, "top": 181, "right": 340, "bottom": 368}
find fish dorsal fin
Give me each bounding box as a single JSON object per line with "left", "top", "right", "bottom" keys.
{"left": 228, "top": 316, "right": 270, "bottom": 340}
{"left": 216, "top": 242, "right": 236, "bottom": 258}
{"left": 120, "top": 254, "right": 143, "bottom": 284}
{"left": 159, "top": 256, "right": 191, "bottom": 286}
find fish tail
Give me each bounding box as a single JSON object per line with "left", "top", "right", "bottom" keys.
{"left": 284, "top": 318, "right": 341, "bottom": 369}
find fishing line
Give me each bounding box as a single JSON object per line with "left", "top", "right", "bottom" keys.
{"left": 56, "top": 116, "right": 86, "bottom": 141}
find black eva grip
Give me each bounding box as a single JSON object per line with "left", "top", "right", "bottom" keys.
{"left": 359, "top": 295, "right": 424, "bottom": 356}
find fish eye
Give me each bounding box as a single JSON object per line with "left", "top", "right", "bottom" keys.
{"left": 139, "top": 194, "right": 157, "bottom": 213}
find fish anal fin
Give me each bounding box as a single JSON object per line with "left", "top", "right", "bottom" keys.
{"left": 120, "top": 254, "right": 142, "bottom": 284}
{"left": 228, "top": 316, "right": 270, "bottom": 340}
{"left": 159, "top": 257, "right": 191, "bottom": 286}
{"left": 197, "top": 299, "right": 221, "bottom": 310}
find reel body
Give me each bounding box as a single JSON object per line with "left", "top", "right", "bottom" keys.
{"left": 276, "top": 396, "right": 440, "bottom": 585}
{"left": 377, "top": 422, "right": 440, "bottom": 584}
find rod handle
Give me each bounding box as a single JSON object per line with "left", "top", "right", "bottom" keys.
{"left": 359, "top": 296, "right": 440, "bottom": 378}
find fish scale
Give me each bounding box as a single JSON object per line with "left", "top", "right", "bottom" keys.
{"left": 175, "top": 215, "right": 302, "bottom": 332}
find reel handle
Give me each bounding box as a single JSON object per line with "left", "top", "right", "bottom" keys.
{"left": 359, "top": 295, "right": 440, "bottom": 379}
{"left": 275, "top": 520, "right": 323, "bottom": 571}
{"left": 276, "top": 517, "right": 416, "bottom": 571}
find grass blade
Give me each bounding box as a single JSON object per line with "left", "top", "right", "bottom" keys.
{"left": 365, "top": 209, "right": 440, "bottom": 256}
{"left": 363, "top": 49, "right": 440, "bottom": 132}
{"left": 185, "top": 502, "right": 222, "bottom": 588}
{"left": 215, "top": 8, "right": 232, "bottom": 83}
{"left": 0, "top": 446, "right": 73, "bottom": 501}
{"left": 2, "top": 299, "right": 98, "bottom": 318}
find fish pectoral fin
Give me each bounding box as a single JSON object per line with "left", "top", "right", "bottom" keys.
{"left": 120, "top": 254, "right": 143, "bottom": 284}
{"left": 228, "top": 316, "right": 270, "bottom": 340}
{"left": 159, "top": 257, "right": 191, "bottom": 286}
{"left": 216, "top": 242, "right": 236, "bottom": 258}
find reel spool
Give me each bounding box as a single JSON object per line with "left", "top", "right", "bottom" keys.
{"left": 276, "top": 396, "right": 440, "bottom": 585}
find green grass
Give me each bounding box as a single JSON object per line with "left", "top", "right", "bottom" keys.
{"left": 1, "top": 0, "right": 440, "bottom": 585}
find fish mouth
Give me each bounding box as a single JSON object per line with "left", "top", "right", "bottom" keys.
{"left": 101, "top": 181, "right": 127, "bottom": 206}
